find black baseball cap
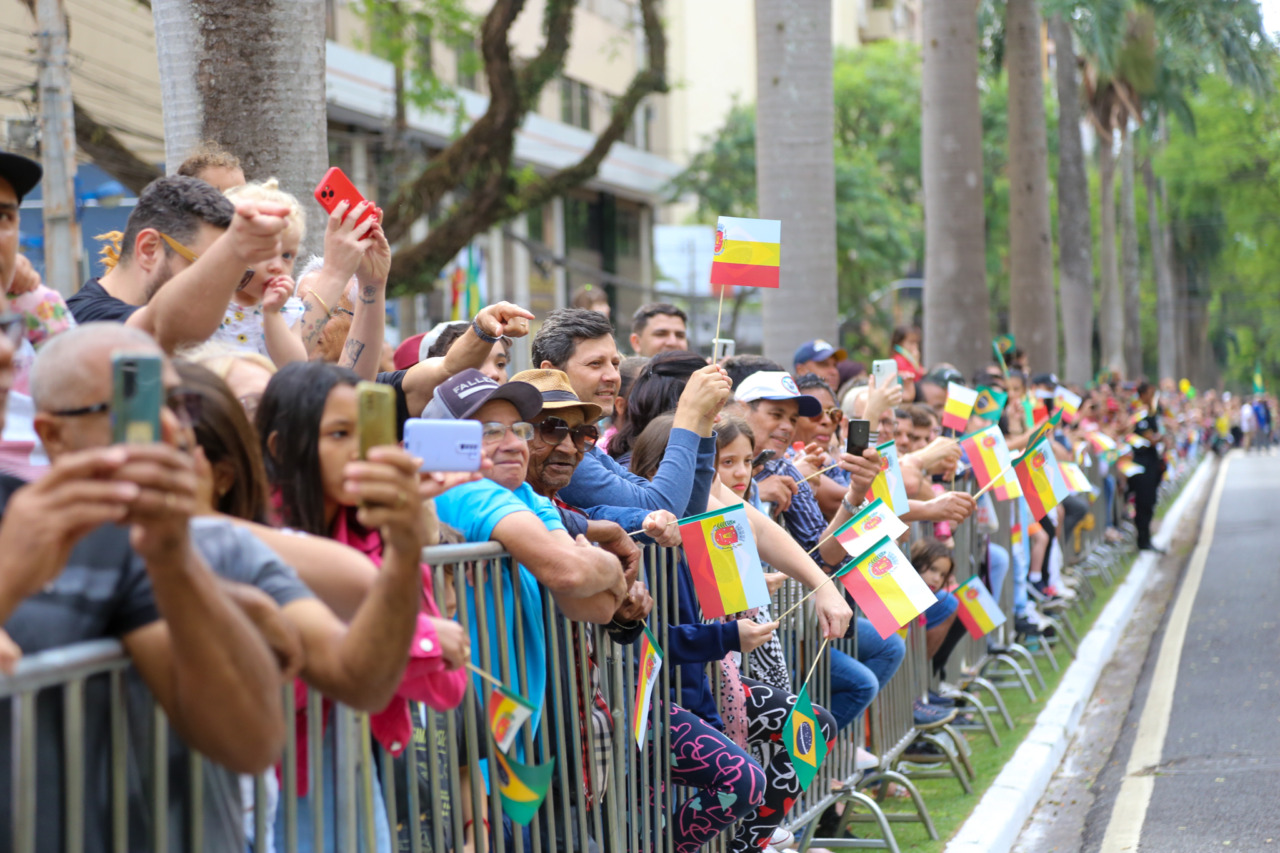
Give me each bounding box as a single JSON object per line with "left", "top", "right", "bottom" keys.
{"left": 0, "top": 149, "right": 42, "bottom": 202}
{"left": 422, "top": 368, "right": 543, "bottom": 421}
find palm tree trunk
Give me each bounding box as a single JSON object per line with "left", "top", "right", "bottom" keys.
{"left": 1005, "top": 0, "right": 1058, "bottom": 376}
{"left": 1120, "top": 132, "right": 1142, "bottom": 379}
{"left": 1141, "top": 151, "right": 1176, "bottom": 383}
{"left": 1049, "top": 15, "right": 1093, "bottom": 386}
{"left": 754, "top": 0, "right": 839, "bottom": 365}
{"left": 1098, "top": 129, "right": 1124, "bottom": 377}
{"left": 921, "top": 0, "right": 991, "bottom": 377}
{"left": 152, "top": 0, "right": 329, "bottom": 256}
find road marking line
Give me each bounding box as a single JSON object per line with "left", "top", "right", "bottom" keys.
{"left": 1099, "top": 454, "right": 1232, "bottom": 852}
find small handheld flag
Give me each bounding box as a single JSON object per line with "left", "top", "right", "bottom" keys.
{"left": 865, "top": 440, "right": 911, "bottom": 516}
{"left": 782, "top": 684, "right": 828, "bottom": 791}
{"left": 678, "top": 504, "right": 770, "bottom": 619}
{"left": 488, "top": 685, "right": 537, "bottom": 755}
{"left": 1054, "top": 386, "right": 1082, "bottom": 422}
{"left": 1117, "top": 459, "right": 1145, "bottom": 477}
{"left": 837, "top": 535, "right": 936, "bottom": 639}
{"left": 632, "top": 626, "right": 663, "bottom": 750}
{"left": 1059, "top": 461, "right": 1092, "bottom": 494}
{"left": 973, "top": 386, "right": 1008, "bottom": 423}
{"left": 1023, "top": 409, "right": 1063, "bottom": 452}
{"left": 942, "top": 383, "right": 979, "bottom": 433}
{"left": 954, "top": 576, "right": 1007, "bottom": 639}
{"left": 710, "top": 216, "right": 782, "bottom": 289}
{"left": 1014, "top": 439, "right": 1072, "bottom": 521}
{"left": 959, "top": 425, "right": 1021, "bottom": 501}
{"left": 493, "top": 749, "right": 554, "bottom": 826}
{"left": 833, "top": 498, "right": 909, "bottom": 559}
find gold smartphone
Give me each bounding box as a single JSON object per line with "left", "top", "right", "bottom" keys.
{"left": 356, "top": 381, "right": 397, "bottom": 459}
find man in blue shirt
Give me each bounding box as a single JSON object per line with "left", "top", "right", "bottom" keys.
{"left": 531, "top": 308, "right": 727, "bottom": 515}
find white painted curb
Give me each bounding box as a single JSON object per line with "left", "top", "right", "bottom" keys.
{"left": 943, "top": 457, "right": 1216, "bottom": 853}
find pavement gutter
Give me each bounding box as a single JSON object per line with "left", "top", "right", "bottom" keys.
{"left": 942, "top": 458, "right": 1216, "bottom": 853}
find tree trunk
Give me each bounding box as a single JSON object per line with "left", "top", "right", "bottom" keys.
{"left": 1169, "top": 245, "right": 1192, "bottom": 380}
{"left": 1097, "top": 129, "right": 1123, "bottom": 376}
{"left": 754, "top": 0, "right": 839, "bottom": 366}
{"left": 1141, "top": 151, "right": 1176, "bottom": 383}
{"left": 1049, "top": 15, "right": 1093, "bottom": 386}
{"left": 1005, "top": 0, "right": 1057, "bottom": 376}
{"left": 921, "top": 0, "right": 991, "bottom": 377}
{"left": 152, "top": 0, "right": 329, "bottom": 256}
{"left": 1120, "top": 131, "right": 1142, "bottom": 379}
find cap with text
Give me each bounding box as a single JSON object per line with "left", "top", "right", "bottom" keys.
{"left": 421, "top": 368, "right": 542, "bottom": 422}
{"left": 734, "top": 370, "right": 823, "bottom": 417}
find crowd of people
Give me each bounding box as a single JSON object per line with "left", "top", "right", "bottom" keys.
{"left": 0, "top": 143, "right": 1211, "bottom": 852}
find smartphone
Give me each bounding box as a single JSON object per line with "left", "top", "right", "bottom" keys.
{"left": 314, "top": 167, "right": 378, "bottom": 232}
{"left": 404, "top": 418, "right": 483, "bottom": 472}
{"left": 872, "top": 359, "right": 898, "bottom": 389}
{"left": 112, "top": 353, "right": 163, "bottom": 444}
{"left": 357, "top": 381, "right": 397, "bottom": 460}
{"left": 751, "top": 449, "right": 776, "bottom": 469}
{"left": 846, "top": 418, "right": 871, "bottom": 457}
{"left": 712, "top": 338, "right": 736, "bottom": 361}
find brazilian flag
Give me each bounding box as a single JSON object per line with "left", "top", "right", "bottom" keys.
{"left": 493, "top": 748, "right": 554, "bottom": 826}
{"left": 1253, "top": 360, "right": 1265, "bottom": 395}
{"left": 783, "top": 685, "right": 828, "bottom": 792}
{"left": 973, "top": 386, "right": 1008, "bottom": 423}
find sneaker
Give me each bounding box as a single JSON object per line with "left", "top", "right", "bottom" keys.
{"left": 1014, "top": 616, "right": 1042, "bottom": 637}
{"left": 855, "top": 746, "right": 880, "bottom": 770}
{"left": 903, "top": 739, "right": 946, "bottom": 761}
{"left": 912, "top": 699, "right": 957, "bottom": 728}
{"left": 927, "top": 690, "right": 958, "bottom": 708}
{"left": 770, "top": 827, "right": 797, "bottom": 850}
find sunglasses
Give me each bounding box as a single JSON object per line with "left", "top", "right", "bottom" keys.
{"left": 823, "top": 406, "right": 844, "bottom": 424}
{"left": 158, "top": 232, "right": 255, "bottom": 291}
{"left": 0, "top": 313, "right": 24, "bottom": 348}
{"left": 49, "top": 388, "right": 204, "bottom": 426}
{"left": 535, "top": 416, "right": 599, "bottom": 451}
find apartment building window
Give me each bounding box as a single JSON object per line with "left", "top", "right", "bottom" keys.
{"left": 455, "top": 38, "right": 480, "bottom": 91}
{"left": 325, "top": 0, "right": 337, "bottom": 40}
{"left": 565, "top": 196, "right": 603, "bottom": 252}
{"left": 621, "top": 100, "right": 653, "bottom": 151}
{"left": 616, "top": 204, "right": 642, "bottom": 260}
{"left": 560, "top": 77, "right": 592, "bottom": 130}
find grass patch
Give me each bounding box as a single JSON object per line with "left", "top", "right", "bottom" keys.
{"left": 859, "top": 554, "right": 1136, "bottom": 852}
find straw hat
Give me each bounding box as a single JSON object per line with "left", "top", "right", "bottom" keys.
{"left": 508, "top": 369, "right": 604, "bottom": 423}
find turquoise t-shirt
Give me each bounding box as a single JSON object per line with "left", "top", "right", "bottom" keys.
{"left": 434, "top": 479, "right": 563, "bottom": 739}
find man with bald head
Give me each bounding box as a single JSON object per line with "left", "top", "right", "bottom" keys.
{"left": 0, "top": 319, "right": 284, "bottom": 849}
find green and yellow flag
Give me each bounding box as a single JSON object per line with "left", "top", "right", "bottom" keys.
{"left": 973, "top": 386, "right": 1008, "bottom": 423}
{"left": 493, "top": 749, "right": 554, "bottom": 826}
{"left": 782, "top": 684, "right": 828, "bottom": 792}
{"left": 1253, "top": 360, "right": 1265, "bottom": 395}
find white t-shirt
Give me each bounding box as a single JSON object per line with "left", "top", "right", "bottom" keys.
{"left": 208, "top": 297, "right": 306, "bottom": 358}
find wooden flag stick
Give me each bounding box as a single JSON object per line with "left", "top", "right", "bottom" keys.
{"left": 973, "top": 463, "right": 1016, "bottom": 499}
{"left": 800, "top": 462, "right": 841, "bottom": 483}
{"left": 800, "top": 637, "right": 830, "bottom": 692}
{"left": 465, "top": 662, "right": 504, "bottom": 690}
{"left": 776, "top": 574, "right": 837, "bottom": 622}
{"left": 713, "top": 286, "right": 726, "bottom": 345}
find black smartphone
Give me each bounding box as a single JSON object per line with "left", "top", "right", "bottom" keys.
{"left": 846, "top": 418, "right": 871, "bottom": 457}
{"left": 751, "top": 449, "right": 776, "bottom": 469}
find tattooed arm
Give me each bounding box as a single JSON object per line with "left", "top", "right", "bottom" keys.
{"left": 298, "top": 200, "right": 374, "bottom": 356}
{"left": 338, "top": 222, "right": 390, "bottom": 379}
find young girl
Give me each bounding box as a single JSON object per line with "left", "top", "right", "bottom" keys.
{"left": 634, "top": 415, "right": 836, "bottom": 853}
{"left": 714, "top": 415, "right": 757, "bottom": 502}
{"left": 909, "top": 537, "right": 968, "bottom": 679}
{"left": 209, "top": 178, "right": 309, "bottom": 364}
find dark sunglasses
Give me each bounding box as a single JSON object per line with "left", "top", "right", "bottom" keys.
{"left": 536, "top": 416, "right": 599, "bottom": 451}
{"left": 823, "top": 406, "right": 844, "bottom": 424}
{"left": 49, "top": 388, "right": 204, "bottom": 426}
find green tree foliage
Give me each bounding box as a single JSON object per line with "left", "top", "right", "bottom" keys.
{"left": 1158, "top": 67, "right": 1280, "bottom": 391}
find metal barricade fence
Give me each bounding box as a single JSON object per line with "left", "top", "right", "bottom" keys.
{"left": 1, "top": 538, "right": 927, "bottom": 853}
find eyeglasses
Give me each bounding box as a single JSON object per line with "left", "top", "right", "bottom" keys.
{"left": 158, "top": 232, "right": 255, "bottom": 291}
{"left": 49, "top": 388, "right": 204, "bottom": 426}
{"left": 0, "top": 314, "right": 24, "bottom": 348}
{"left": 480, "top": 421, "right": 535, "bottom": 444}
{"left": 535, "top": 416, "right": 599, "bottom": 451}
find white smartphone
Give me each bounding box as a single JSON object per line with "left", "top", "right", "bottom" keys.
{"left": 872, "top": 358, "right": 898, "bottom": 388}
{"left": 403, "top": 418, "right": 484, "bottom": 472}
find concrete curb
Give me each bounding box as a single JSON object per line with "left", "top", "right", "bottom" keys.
{"left": 943, "top": 457, "right": 1216, "bottom": 853}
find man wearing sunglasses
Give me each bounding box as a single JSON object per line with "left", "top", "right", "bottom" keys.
{"left": 66, "top": 175, "right": 292, "bottom": 354}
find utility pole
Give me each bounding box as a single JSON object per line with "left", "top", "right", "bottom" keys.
{"left": 35, "top": 0, "right": 80, "bottom": 297}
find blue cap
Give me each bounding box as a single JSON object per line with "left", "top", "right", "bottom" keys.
{"left": 793, "top": 339, "right": 847, "bottom": 367}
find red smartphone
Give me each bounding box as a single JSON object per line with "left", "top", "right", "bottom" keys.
{"left": 314, "top": 167, "right": 378, "bottom": 232}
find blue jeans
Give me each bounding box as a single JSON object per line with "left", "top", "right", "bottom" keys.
{"left": 1012, "top": 498, "right": 1031, "bottom": 617}
{"left": 923, "top": 590, "right": 958, "bottom": 629}
{"left": 987, "top": 542, "right": 1010, "bottom": 609}
{"left": 828, "top": 617, "right": 907, "bottom": 731}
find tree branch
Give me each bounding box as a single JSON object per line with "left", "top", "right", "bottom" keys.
{"left": 387, "top": 0, "right": 668, "bottom": 288}
{"left": 73, "top": 100, "right": 162, "bottom": 194}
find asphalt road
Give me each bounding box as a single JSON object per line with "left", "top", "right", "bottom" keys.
{"left": 1088, "top": 451, "right": 1280, "bottom": 851}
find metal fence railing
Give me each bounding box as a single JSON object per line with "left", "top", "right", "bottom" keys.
{"left": 1, "top": 450, "right": 1195, "bottom": 852}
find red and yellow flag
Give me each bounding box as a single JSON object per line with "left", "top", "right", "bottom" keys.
{"left": 632, "top": 626, "right": 663, "bottom": 750}
{"left": 954, "top": 576, "right": 1006, "bottom": 639}
{"left": 837, "top": 535, "right": 936, "bottom": 639}
{"left": 710, "top": 216, "right": 781, "bottom": 289}
{"left": 865, "top": 440, "right": 911, "bottom": 515}
{"left": 677, "top": 505, "right": 770, "bottom": 619}
{"left": 958, "top": 424, "right": 1021, "bottom": 500}
{"left": 1014, "top": 438, "right": 1071, "bottom": 521}
{"left": 942, "top": 383, "right": 979, "bottom": 433}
